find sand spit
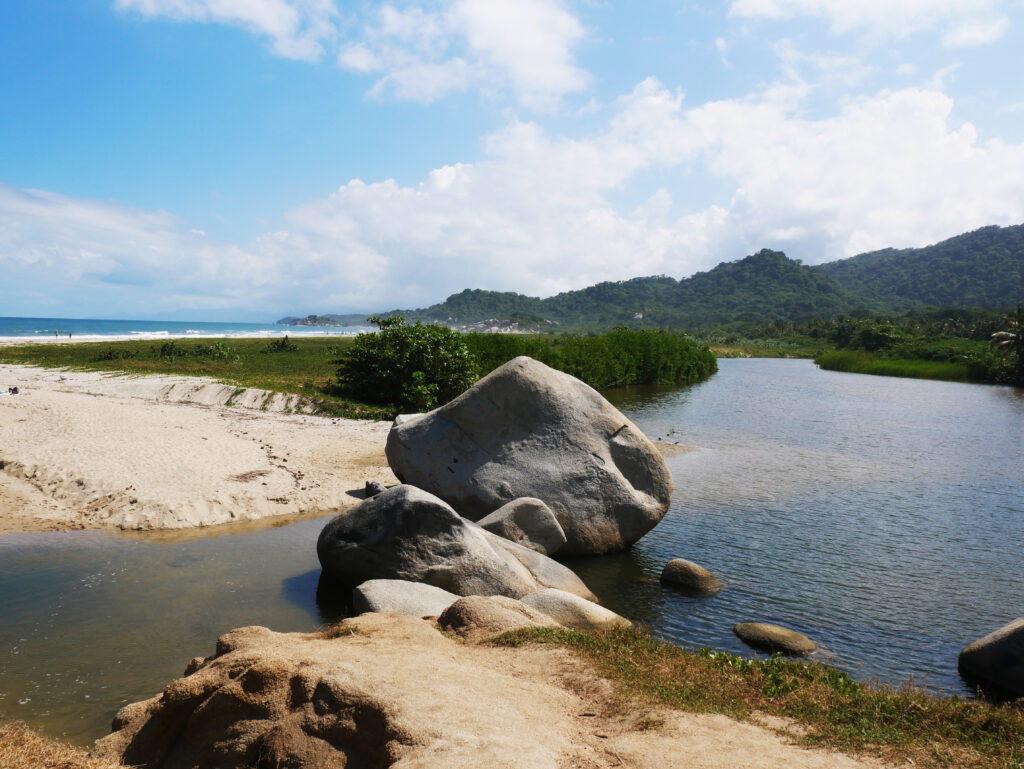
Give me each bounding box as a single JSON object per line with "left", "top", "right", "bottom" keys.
{"left": 0, "top": 364, "right": 395, "bottom": 533}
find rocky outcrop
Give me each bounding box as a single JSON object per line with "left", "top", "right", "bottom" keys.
{"left": 385, "top": 356, "right": 673, "bottom": 555}
{"left": 959, "top": 618, "right": 1024, "bottom": 699}
{"left": 317, "top": 484, "right": 596, "bottom": 600}
{"left": 352, "top": 579, "right": 459, "bottom": 618}
{"left": 477, "top": 497, "right": 566, "bottom": 555}
{"left": 660, "top": 558, "right": 724, "bottom": 593}
{"left": 733, "top": 623, "right": 816, "bottom": 656}
{"left": 92, "top": 614, "right": 578, "bottom": 769}
{"left": 439, "top": 595, "right": 562, "bottom": 643}
{"left": 520, "top": 589, "right": 632, "bottom": 632}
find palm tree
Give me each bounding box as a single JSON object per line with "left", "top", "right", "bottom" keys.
{"left": 991, "top": 304, "right": 1024, "bottom": 385}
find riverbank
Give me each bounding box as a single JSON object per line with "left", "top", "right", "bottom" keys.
{"left": 0, "top": 363, "right": 395, "bottom": 533}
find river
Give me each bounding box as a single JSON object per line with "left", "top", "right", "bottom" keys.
{"left": 1, "top": 359, "right": 1021, "bottom": 744}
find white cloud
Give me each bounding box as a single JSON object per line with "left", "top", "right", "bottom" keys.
{"left": 115, "top": 0, "right": 338, "bottom": 60}
{"left": 926, "top": 62, "right": 962, "bottom": 90}
{"left": 943, "top": 15, "right": 1009, "bottom": 45}
{"left": 7, "top": 76, "right": 1024, "bottom": 314}
{"left": 730, "top": 0, "right": 1012, "bottom": 43}
{"left": 337, "top": 0, "right": 590, "bottom": 109}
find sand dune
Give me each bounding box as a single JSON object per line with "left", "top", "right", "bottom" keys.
{"left": 0, "top": 364, "right": 396, "bottom": 533}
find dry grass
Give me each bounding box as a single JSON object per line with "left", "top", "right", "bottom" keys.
{"left": 493, "top": 626, "right": 1024, "bottom": 769}
{"left": 0, "top": 721, "right": 124, "bottom": 769}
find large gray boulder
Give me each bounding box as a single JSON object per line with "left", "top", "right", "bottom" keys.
{"left": 477, "top": 497, "right": 566, "bottom": 555}
{"left": 385, "top": 356, "right": 673, "bottom": 555}
{"left": 959, "top": 618, "right": 1024, "bottom": 699}
{"left": 353, "top": 579, "right": 459, "bottom": 618}
{"left": 317, "top": 485, "right": 596, "bottom": 601}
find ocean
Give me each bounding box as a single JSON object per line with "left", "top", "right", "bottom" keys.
{"left": 0, "top": 316, "right": 374, "bottom": 342}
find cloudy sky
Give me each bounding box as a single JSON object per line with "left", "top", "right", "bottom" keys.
{"left": 3, "top": 0, "right": 1023, "bottom": 321}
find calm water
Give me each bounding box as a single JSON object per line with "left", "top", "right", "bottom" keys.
{"left": 1, "top": 359, "right": 1022, "bottom": 744}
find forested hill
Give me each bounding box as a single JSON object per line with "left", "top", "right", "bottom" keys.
{"left": 815, "top": 224, "right": 1024, "bottom": 311}
{"left": 280, "top": 224, "right": 1024, "bottom": 330}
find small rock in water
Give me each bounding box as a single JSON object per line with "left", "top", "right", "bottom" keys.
{"left": 958, "top": 617, "right": 1024, "bottom": 699}
{"left": 733, "top": 622, "right": 816, "bottom": 656}
{"left": 660, "top": 558, "right": 723, "bottom": 593}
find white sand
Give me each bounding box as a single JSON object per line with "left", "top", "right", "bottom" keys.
{"left": 0, "top": 364, "right": 396, "bottom": 533}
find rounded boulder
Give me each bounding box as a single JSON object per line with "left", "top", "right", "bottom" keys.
{"left": 385, "top": 356, "right": 673, "bottom": 555}
{"left": 733, "top": 622, "right": 816, "bottom": 656}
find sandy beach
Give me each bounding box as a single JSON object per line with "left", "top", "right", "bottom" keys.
{"left": 0, "top": 363, "right": 396, "bottom": 534}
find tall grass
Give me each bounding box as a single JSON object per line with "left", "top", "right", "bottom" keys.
{"left": 465, "top": 328, "right": 717, "bottom": 388}
{"left": 816, "top": 350, "right": 974, "bottom": 382}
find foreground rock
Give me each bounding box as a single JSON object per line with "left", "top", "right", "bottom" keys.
{"left": 317, "top": 485, "right": 596, "bottom": 600}
{"left": 733, "top": 623, "right": 816, "bottom": 656}
{"left": 660, "top": 558, "right": 724, "bottom": 593}
{"left": 959, "top": 618, "right": 1024, "bottom": 699}
{"left": 93, "top": 614, "right": 883, "bottom": 769}
{"left": 440, "top": 595, "right": 562, "bottom": 643}
{"left": 385, "top": 356, "right": 673, "bottom": 555}
{"left": 93, "top": 614, "right": 576, "bottom": 769}
{"left": 521, "top": 588, "right": 632, "bottom": 631}
{"left": 353, "top": 579, "right": 459, "bottom": 618}
{"left": 477, "top": 497, "right": 567, "bottom": 555}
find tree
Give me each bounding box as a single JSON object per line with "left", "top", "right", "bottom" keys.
{"left": 990, "top": 304, "right": 1024, "bottom": 385}
{"left": 336, "top": 316, "right": 479, "bottom": 411}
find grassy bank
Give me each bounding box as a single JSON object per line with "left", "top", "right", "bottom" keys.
{"left": 496, "top": 626, "right": 1024, "bottom": 769}
{"left": 0, "top": 337, "right": 391, "bottom": 419}
{"left": 465, "top": 328, "right": 717, "bottom": 388}
{"left": 815, "top": 350, "right": 975, "bottom": 382}
{"left": 0, "top": 328, "right": 717, "bottom": 417}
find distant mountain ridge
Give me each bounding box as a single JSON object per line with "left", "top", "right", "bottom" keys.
{"left": 279, "top": 224, "right": 1024, "bottom": 330}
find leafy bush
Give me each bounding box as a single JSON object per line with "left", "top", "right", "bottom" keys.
{"left": 336, "top": 316, "right": 479, "bottom": 411}
{"left": 94, "top": 348, "right": 139, "bottom": 361}
{"left": 263, "top": 335, "right": 298, "bottom": 354}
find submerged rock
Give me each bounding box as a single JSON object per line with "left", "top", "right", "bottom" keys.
{"left": 959, "top": 618, "right": 1024, "bottom": 699}
{"left": 660, "top": 558, "right": 724, "bottom": 593}
{"left": 477, "top": 497, "right": 567, "bottom": 555}
{"left": 316, "top": 484, "right": 596, "bottom": 600}
{"left": 353, "top": 579, "right": 459, "bottom": 618}
{"left": 733, "top": 622, "right": 816, "bottom": 656}
{"left": 385, "top": 356, "right": 673, "bottom": 555}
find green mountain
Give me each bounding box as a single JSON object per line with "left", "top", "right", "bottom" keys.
{"left": 280, "top": 224, "right": 1024, "bottom": 330}
{"left": 815, "top": 224, "right": 1024, "bottom": 310}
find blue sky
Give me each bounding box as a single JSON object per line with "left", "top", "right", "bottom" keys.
{"left": 2, "top": 0, "right": 1023, "bottom": 321}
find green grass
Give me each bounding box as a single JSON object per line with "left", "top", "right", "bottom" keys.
{"left": 493, "top": 626, "right": 1024, "bottom": 769}
{"left": 0, "top": 337, "right": 392, "bottom": 420}
{"left": 815, "top": 350, "right": 975, "bottom": 382}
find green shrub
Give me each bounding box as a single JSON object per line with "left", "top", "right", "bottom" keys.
{"left": 336, "top": 316, "right": 479, "bottom": 411}
{"left": 263, "top": 335, "right": 298, "bottom": 354}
